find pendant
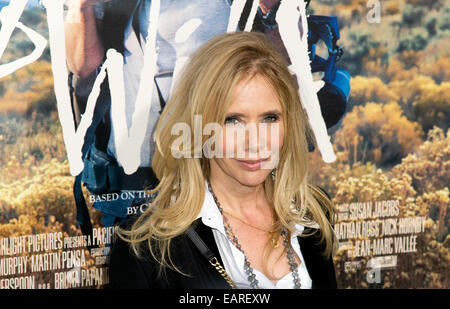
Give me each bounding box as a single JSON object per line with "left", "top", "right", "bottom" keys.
{"left": 269, "top": 231, "right": 279, "bottom": 248}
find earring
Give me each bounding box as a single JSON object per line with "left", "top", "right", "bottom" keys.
{"left": 271, "top": 169, "right": 276, "bottom": 180}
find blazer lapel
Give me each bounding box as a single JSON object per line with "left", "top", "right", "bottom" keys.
{"left": 194, "top": 219, "right": 225, "bottom": 265}
{"left": 297, "top": 228, "right": 337, "bottom": 289}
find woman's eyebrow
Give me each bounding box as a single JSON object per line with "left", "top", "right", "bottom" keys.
{"left": 225, "top": 112, "right": 245, "bottom": 117}
{"left": 261, "top": 110, "right": 283, "bottom": 117}
{"left": 225, "top": 110, "right": 283, "bottom": 117}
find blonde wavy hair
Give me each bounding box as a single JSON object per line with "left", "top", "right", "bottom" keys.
{"left": 116, "top": 32, "right": 337, "bottom": 275}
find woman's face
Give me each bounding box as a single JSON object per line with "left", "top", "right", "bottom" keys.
{"left": 210, "top": 74, "right": 285, "bottom": 187}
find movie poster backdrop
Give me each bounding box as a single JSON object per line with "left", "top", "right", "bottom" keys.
{"left": 0, "top": 0, "right": 448, "bottom": 289}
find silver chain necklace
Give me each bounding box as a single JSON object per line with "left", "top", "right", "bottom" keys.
{"left": 207, "top": 181, "right": 301, "bottom": 289}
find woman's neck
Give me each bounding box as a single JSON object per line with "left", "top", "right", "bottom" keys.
{"left": 208, "top": 168, "right": 269, "bottom": 217}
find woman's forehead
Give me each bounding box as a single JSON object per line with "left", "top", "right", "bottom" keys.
{"left": 226, "top": 74, "right": 282, "bottom": 112}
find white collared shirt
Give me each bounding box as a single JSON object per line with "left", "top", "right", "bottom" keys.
{"left": 197, "top": 188, "right": 313, "bottom": 289}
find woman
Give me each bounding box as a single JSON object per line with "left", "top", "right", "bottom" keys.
{"left": 108, "top": 32, "right": 337, "bottom": 289}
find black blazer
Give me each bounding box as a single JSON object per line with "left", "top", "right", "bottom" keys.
{"left": 108, "top": 219, "right": 337, "bottom": 289}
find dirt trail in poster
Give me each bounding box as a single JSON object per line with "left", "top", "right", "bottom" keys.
{"left": 0, "top": 0, "right": 449, "bottom": 289}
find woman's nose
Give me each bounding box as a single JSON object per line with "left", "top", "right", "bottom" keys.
{"left": 245, "top": 122, "right": 260, "bottom": 157}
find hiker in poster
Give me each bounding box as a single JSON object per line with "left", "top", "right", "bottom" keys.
{"left": 64, "top": 0, "right": 349, "bottom": 232}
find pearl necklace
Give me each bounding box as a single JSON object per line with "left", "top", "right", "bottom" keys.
{"left": 207, "top": 181, "right": 301, "bottom": 289}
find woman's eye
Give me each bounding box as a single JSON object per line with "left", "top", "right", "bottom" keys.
{"left": 263, "top": 115, "right": 279, "bottom": 123}
{"left": 224, "top": 116, "right": 239, "bottom": 125}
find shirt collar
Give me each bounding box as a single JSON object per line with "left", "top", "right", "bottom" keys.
{"left": 196, "top": 181, "right": 227, "bottom": 235}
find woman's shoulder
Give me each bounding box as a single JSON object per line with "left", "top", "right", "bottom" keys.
{"left": 108, "top": 219, "right": 218, "bottom": 288}
{"left": 108, "top": 220, "right": 160, "bottom": 288}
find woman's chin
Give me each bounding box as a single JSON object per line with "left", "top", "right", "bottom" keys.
{"left": 234, "top": 170, "right": 271, "bottom": 187}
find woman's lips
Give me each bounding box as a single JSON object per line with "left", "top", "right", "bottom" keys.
{"left": 237, "top": 158, "right": 270, "bottom": 171}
